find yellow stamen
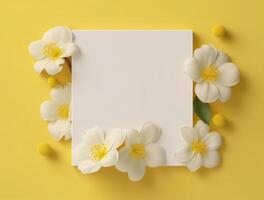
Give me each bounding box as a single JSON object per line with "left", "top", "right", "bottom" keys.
{"left": 43, "top": 42, "right": 62, "bottom": 59}
{"left": 192, "top": 141, "right": 207, "bottom": 154}
{"left": 58, "top": 105, "right": 69, "bottom": 119}
{"left": 91, "top": 144, "right": 108, "bottom": 161}
{"left": 202, "top": 66, "right": 218, "bottom": 82}
{"left": 130, "top": 144, "right": 146, "bottom": 158}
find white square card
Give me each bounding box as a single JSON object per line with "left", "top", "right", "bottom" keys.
{"left": 72, "top": 30, "right": 193, "bottom": 166}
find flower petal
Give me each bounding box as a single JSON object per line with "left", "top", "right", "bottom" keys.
{"left": 45, "top": 61, "right": 63, "bottom": 75}
{"left": 214, "top": 51, "right": 229, "bottom": 67}
{"left": 48, "top": 120, "right": 71, "bottom": 141}
{"left": 50, "top": 84, "right": 71, "bottom": 104}
{"left": 40, "top": 100, "right": 59, "bottom": 121}
{"left": 115, "top": 147, "right": 130, "bottom": 172}
{"left": 203, "top": 132, "right": 222, "bottom": 150}
{"left": 77, "top": 160, "right": 101, "bottom": 174}
{"left": 195, "top": 82, "right": 219, "bottom": 103}
{"left": 186, "top": 153, "right": 202, "bottom": 172}
{"left": 145, "top": 144, "right": 166, "bottom": 167}
{"left": 82, "top": 127, "right": 105, "bottom": 147}
{"left": 128, "top": 159, "right": 146, "bottom": 181}
{"left": 61, "top": 42, "right": 77, "bottom": 57}
{"left": 217, "top": 63, "right": 240, "bottom": 87}
{"left": 195, "top": 120, "right": 209, "bottom": 139}
{"left": 194, "top": 45, "right": 218, "bottom": 67}
{"left": 74, "top": 143, "right": 91, "bottom": 163}
{"left": 126, "top": 129, "right": 141, "bottom": 146}
{"left": 29, "top": 40, "right": 46, "bottom": 60}
{"left": 184, "top": 59, "right": 203, "bottom": 82}
{"left": 100, "top": 149, "right": 118, "bottom": 167}
{"left": 217, "top": 85, "right": 231, "bottom": 102}
{"left": 105, "top": 129, "right": 126, "bottom": 149}
{"left": 203, "top": 150, "right": 221, "bottom": 168}
{"left": 140, "top": 122, "right": 161, "bottom": 144}
{"left": 181, "top": 127, "right": 197, "bottom": 144}
{"left": 175, "top": 145, "right": 193, "bottom": 163}
{"left": 43, "top": 26, "right": 73, "bottom": 44}
{"left": 34, "top": 59, "right": 49, "bottom": 74}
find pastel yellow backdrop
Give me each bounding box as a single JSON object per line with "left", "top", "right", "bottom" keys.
{"left": 0, "top": 0, "right": 263, "bottom": 199}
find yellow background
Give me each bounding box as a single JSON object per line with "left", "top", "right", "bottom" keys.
{"left": 0, "top": 0, "right": 263, "bottom": 199}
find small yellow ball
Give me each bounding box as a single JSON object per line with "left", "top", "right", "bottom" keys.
{"left": 38, "top": 143, "right": 53, "bottom": 156}
{"left": 212, "top": 114, "right": 226, "bottom": 127}
{"left": 212, "top": 25, "right": 226, "bottom": 37}
{"left": 47, "top": 77, "right": 58, "bottom": 88}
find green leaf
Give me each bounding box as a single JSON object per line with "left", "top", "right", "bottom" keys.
{"left": 193, "top": 96, "right": 211, "bottom": 125}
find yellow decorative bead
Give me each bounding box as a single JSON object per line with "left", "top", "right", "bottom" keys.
{"left": 212, "top": 25, "right": 226, "bottom": 37}
{"left": 212, "top": 114, "right": 226, "bottom": 127}
{"left": 37, "top": 143, "right": 53, "bottom": 156}
{"left": 47, "top": 77, "right": 58, "bottom": 87}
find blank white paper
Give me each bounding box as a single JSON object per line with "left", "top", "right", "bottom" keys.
{"left": 72, "top": 30, "right": 193, "bottom": 166}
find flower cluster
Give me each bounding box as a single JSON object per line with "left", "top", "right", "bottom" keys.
{"left": 176, "top": 44, "right": 240, "bottom": 172}
{"left": 75, "top": 122, "right": 166, "bottom": 181}
{"left": 29, "top": 26, "right": 75, "bottom": 140}
{"left": 29, "top": 26, "right": 240, "bottom": 179}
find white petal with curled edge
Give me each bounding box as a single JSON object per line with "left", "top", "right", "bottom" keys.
{"left": 43, "top": 26, "right": 73, "bottom": 44}
{"left": 74, "top": 143, "right": 91, "bottom": 163}
{"left": 203, "top": 150, "right": 221, "bottom": 168}
{"left": 45, "top": 61, "right": 63, "bottom": 75}
{"left": 115, "top": 147, "right": 130, "bottom": 172}
{"left": 195, "top": 82, "right": 219, "bottom": 103}
{"left": 48, "top": 120, "right": 71, "bottom": 141}
{"left": 145, "top": 144, "right": 166, "bottom": 167}
{"left": 100, "top": 149, "right": 119, "bottom": 167}
{"left": 195, "top": 120, "right": 209, "bottom": 139}
{"left": 61, "top": 42, "right": 77, "bottom": 57}
{"left": 128, "top": 159, "right": 146, "bottom": 182}
{"left": 126, "top": 129, "right": 141, "bottom": 146}
{"left": 217, "top": 85, "right": 231, "bottom": 102}
{"left": 40, "top": 100, "right": 59, "bottom": 121}
{"left": 204, "top": 132, "right": 222, "bottom": 150}
{"left": 29, "top": 40, "right": 46, "bottom": 60}
{"left": 175, "top": 145, "right": 193, "bottom": 163}
{"left": 50, "top": 84, "right": 71, "bottom": 104}
{"left": 217, "top": 62, "right": 240, "bottom": 87}
{"left": 194, "top": 45, "right": 218, "bottom": 67}
{"left": 187, "top": 153, "right": 202, "bottom": 172}
{"left": 184, "top": 59, "right": 203, "bottom": 83}
{"left": 82, "top": 127, "right": 105, "bottom": 147}
{"left": 105, "top": 129, "right": 126, "bottom": 149}
{"left": 55, "top": 58, "right": 65, "bottom": 65}
{"left": 34, "top": 59, "right": 49, "bottom": 74}
{"left": 214, "top": 51, "right": 229, "bottom": 67}
{"left": 77, "top": 160, "right": 101, "bottom": 174}
{"left": 140, "top": 122, "right": 161, "bottom": 144}
{"left": 181, "top": 127, "right": 197, "bottom": 144}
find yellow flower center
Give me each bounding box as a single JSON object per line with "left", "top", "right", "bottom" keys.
{"left": 130, "top": 144, "right": 146, "bottom": 158}
{"left": 58, "top": 104, "right": 69, "bottom": 119}
{"left": 43, "top": 42, "right": 62, "bottom": 59}
{"left": 91, "top": 144, "right": 108, "bottom": 161}
{"left": 192, "top": 141, "right": 207, "bottom": 154}
{"left": 202, "top": 65, "right": 218, "bottom": 82}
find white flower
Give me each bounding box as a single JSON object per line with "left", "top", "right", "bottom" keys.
{"left": 75, "top": 128, "right": 126, "bottom": 174}
{"left": 116, "top": 122, "right": 166, "bottom": 181}
{"left": 175, "top": 120, "right": 222, "bottom": 172}
{"left": 29, "top": 26, "right": 76, "bottom": 75}
{"left": 185, "top": 45, "right": 240, "bottom": 103}
{"left": 40, "top": 84, "right": 71, "bottom": 140}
